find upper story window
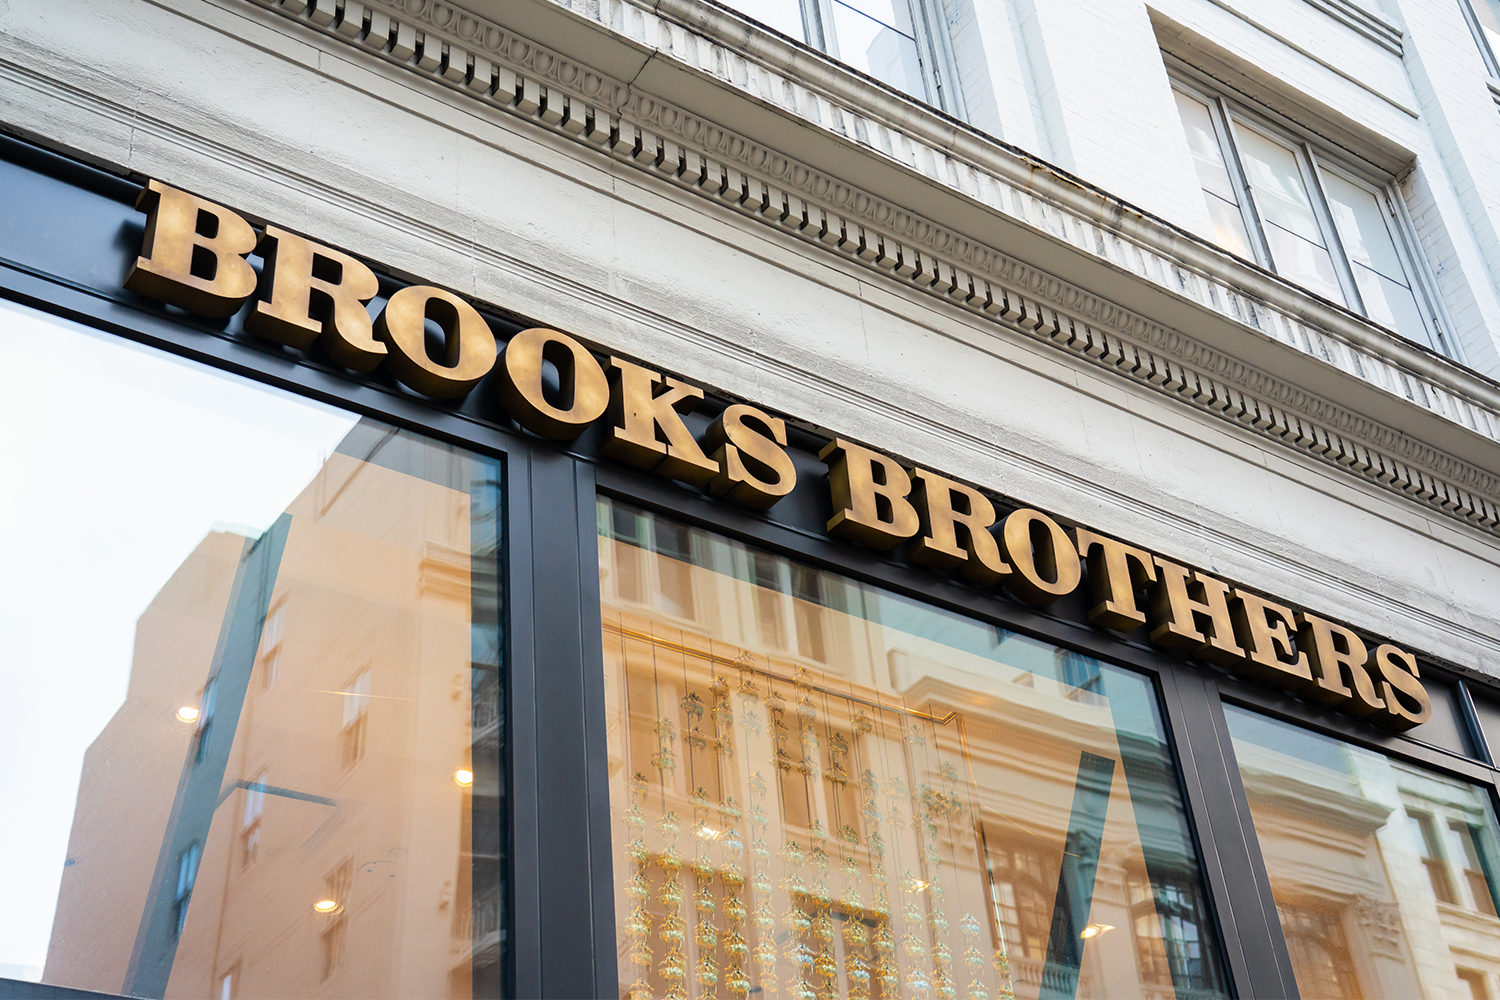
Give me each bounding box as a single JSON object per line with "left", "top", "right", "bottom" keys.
{"left": 1462, "top": 0, "right": 1500, "bottom": 76}
{"left": 1172, "top": 82, "right": 1454, "bottom": 357}
{"left": 716, "top": 0, "right": 962, "bottom": 115}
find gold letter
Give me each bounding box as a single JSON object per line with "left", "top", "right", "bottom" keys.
{"left": 1228, "top": 590, "right": 1312, "bottom": 689}
{"left": 125, "top": 180, "right": 257, "bottom": 317}
{"left": 820, "top": 439, "right": 919, "bottom": 549}
{"left": 908, "top": 469, "right": 1009, "bottom": 585}
{"left": 704, "top": 404, "right": 797, "bottom": 510}
{"left": 1295, "top": 613, "right": 1384, "bottom": 716}
{"left": 1369, "top": 644, "right": 1431, "bottom": 731}
{"left": 245, "top": 227, "right": 384, "bottom": 371}
{"left": 374, "top": 286, "right": 497, "bottom": 400}
{"left": 1074, "top": 528, "right": 1156, "bottom": 631}
{"left": 496, "top": 328, "right": 609, "bottom": 440}
{"left": 999, "top": 509, "right": 1082, "bottom": 606}
{"left": 1148, "top": 559, "right": 1245, "bottom": 666}
{"left": 601, "top": 358, "right": 720, "bottom": 487}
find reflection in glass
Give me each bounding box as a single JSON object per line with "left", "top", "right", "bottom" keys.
{"left": 1225, "top": 706, "right": 1500, "bottom": 999}
{"left": 0, "top": 301, "right": 504, "bottom": 998}
{"left": 715, "top": 0, "right": 808, "bottom": 43}
{"left": 1231, "top": 124, "right": 1348, "bottom": 305}
{"left": 829, "top": 0, "right": 924, "bottom": 96}
{"left": 598, "top": 498, "right": 1228, "bottom": 1000}
{"left": 1474, "top": 0, "right": 1500, "bottom": 72}
{"left": 1320, "top": 171, "right": 1435, "bottom": 349}
{"left": 713, "top": 0, "right": 935, "bottom": 105}
{"left": 1172, "top": 91, "right": 1254, "bottom": 260}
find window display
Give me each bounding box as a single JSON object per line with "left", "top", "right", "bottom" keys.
{"left": 598, "top": 497, "right": 1227, "bottom": 1000}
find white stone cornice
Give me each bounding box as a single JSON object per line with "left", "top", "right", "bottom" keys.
{"left": 223, "top": 0, "right": 1500, "bottom": 535}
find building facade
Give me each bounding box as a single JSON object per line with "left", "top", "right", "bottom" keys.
{"left": 1, "top": 0, "right": 1500, "bottom": 998}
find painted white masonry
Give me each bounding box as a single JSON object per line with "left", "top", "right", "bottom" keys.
{"left": 0, "top": 0, "right": 1497, "bottom": 681}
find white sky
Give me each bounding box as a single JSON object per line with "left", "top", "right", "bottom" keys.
{"left": 0, "top": 299, "right": 358, "bottom": 978}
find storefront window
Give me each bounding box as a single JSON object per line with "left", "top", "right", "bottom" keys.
{"left": 0, "top": 300, "right": 504, "bottom": 998}
{"left": 1225, "top": 706, "right": 1500, "bottom": 999}
{"left": 598, "top": 497, "right": 1228, "bottom": 1000}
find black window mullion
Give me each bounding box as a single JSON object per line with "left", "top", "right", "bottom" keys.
{"left": 1160, "top": 668, "right": 1300, "bottom": 1000}
{"left": 520, "top": 449, "right": 619, "bottom": 998}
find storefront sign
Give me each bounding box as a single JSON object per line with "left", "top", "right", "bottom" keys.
{"left": 123, "top": 181, "right": 1433, "bottom": 732}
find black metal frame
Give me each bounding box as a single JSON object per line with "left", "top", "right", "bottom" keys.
{"left": 3, "top": 130, "right": 1500, "bottom": 1000}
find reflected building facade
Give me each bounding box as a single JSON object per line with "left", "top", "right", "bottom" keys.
{"left": 43, "top": 423, "right": 503, "bottom": 1000}
{"left": 598, "top": 498, "right": 1224, "bottom": 1000}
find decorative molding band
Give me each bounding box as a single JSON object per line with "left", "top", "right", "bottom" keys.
{"left": 376, "top": 0, "right": 1496, "bottom": 430}
{"left": 237, "top": 0, "right": 1500, "bottom": 535}
{"left": 1300, "top": 0, "right": 1404, "bottom": 56}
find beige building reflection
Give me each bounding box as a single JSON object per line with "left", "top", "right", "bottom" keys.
{"left": 1230, "top": 711, "right": 1500, "bottom": 1000}
{"left": 598, "top": 498, "right": 1223, "bottom": 1000}
{"left": 43, "top": 424, "right": 500, "bottom": 1000}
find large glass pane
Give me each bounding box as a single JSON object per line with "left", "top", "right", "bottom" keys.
{"left": 1172, "top": 91, "right": 1254, "bottom": 260}
{"left": 1260, "top": 225, "right": 1348, "bottom": 305}
{"left": 1225, "top": 706, "right": 1500, "bottom": 999}
{"left": 599, "top": 498, "right": 1229, "bottom": 1000}
{"left": 1352, "top": 266, "right": 1434, "bottom": 348}
{"left": 1320, "top": 171, "right": 1437, "bottom": 347}
{"left": 0, "top": 299, "right": 505, "bottom": 999}
{"left": 715, "top": 0, "right": 808, "bottom": 43}
{"left": 836, "top": 0, "right": 914, "bottom": 35}
{"left": 1232, "top": 124, "right": 1349, "bottom": 304}
{"left": 1232, "top": 126, "right": 1322, "bottom": 242}
{"left": 1321, "top": 172, "right": 1405, "bottom": 278}
{"left": 829, "top": 1, "right": 925, "bottom": 97}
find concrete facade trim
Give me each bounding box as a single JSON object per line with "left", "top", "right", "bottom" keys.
{"left": 208, "top": 0, "right": 1500, "bottom": 540}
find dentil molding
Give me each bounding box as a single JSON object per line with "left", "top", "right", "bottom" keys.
{"left": 219, "top": 0, "right": 1500, "bottom": 536}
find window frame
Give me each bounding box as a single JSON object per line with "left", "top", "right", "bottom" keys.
{"left": 1460, "top": 0, "right": 1500, "bottom": 79}
{"left": 715, "top": 0, "right": 967, "bottom": 118}
{"left": 1169, "top": 73, "right": 1460, "bottom": 360}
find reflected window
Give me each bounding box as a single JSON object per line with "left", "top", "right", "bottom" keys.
{"left": 598, "top": 497, "right": 1229, "bottom": 1000}
{"left": 1171, "top": 82, "right": 1451, "bottom": 356}
{"left": 175, "top": 844, "right": 201, "bottom": 938}
{"left": 1448, "top": 821, "right": 1500, "bottom": 916}
{"left": 1276, "top": 903, "right": 1362, "bottom": 1000}
{"left": 259, "top": 603, "right": 285, "bottom": 689}
{"left": 241, "top": 771, "right": 266, "bottom": 868}
{"left": 341, "top": 669, "right": 372, "bottom": 771}
{"left": 713, "top": 0, "right": 962, "bottom": 114}
{"left": 0, "top": 300, "right": 506, "bottom": 999}
{"left": 1460, "top": 967, "right": 1494, "bottom": 1000}
{"left": 1410, "top": 812, "right": 1459, "bottom": 904}
{"left": 1129, "top": 877, "right": 1218, "bottom": 992}
{"left": 1226, "top": 706, "right": 1500, "bottom": 999}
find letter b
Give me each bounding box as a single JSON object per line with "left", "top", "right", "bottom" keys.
{"left": 125, "top": 180, "right": 257, "bottom": 317}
